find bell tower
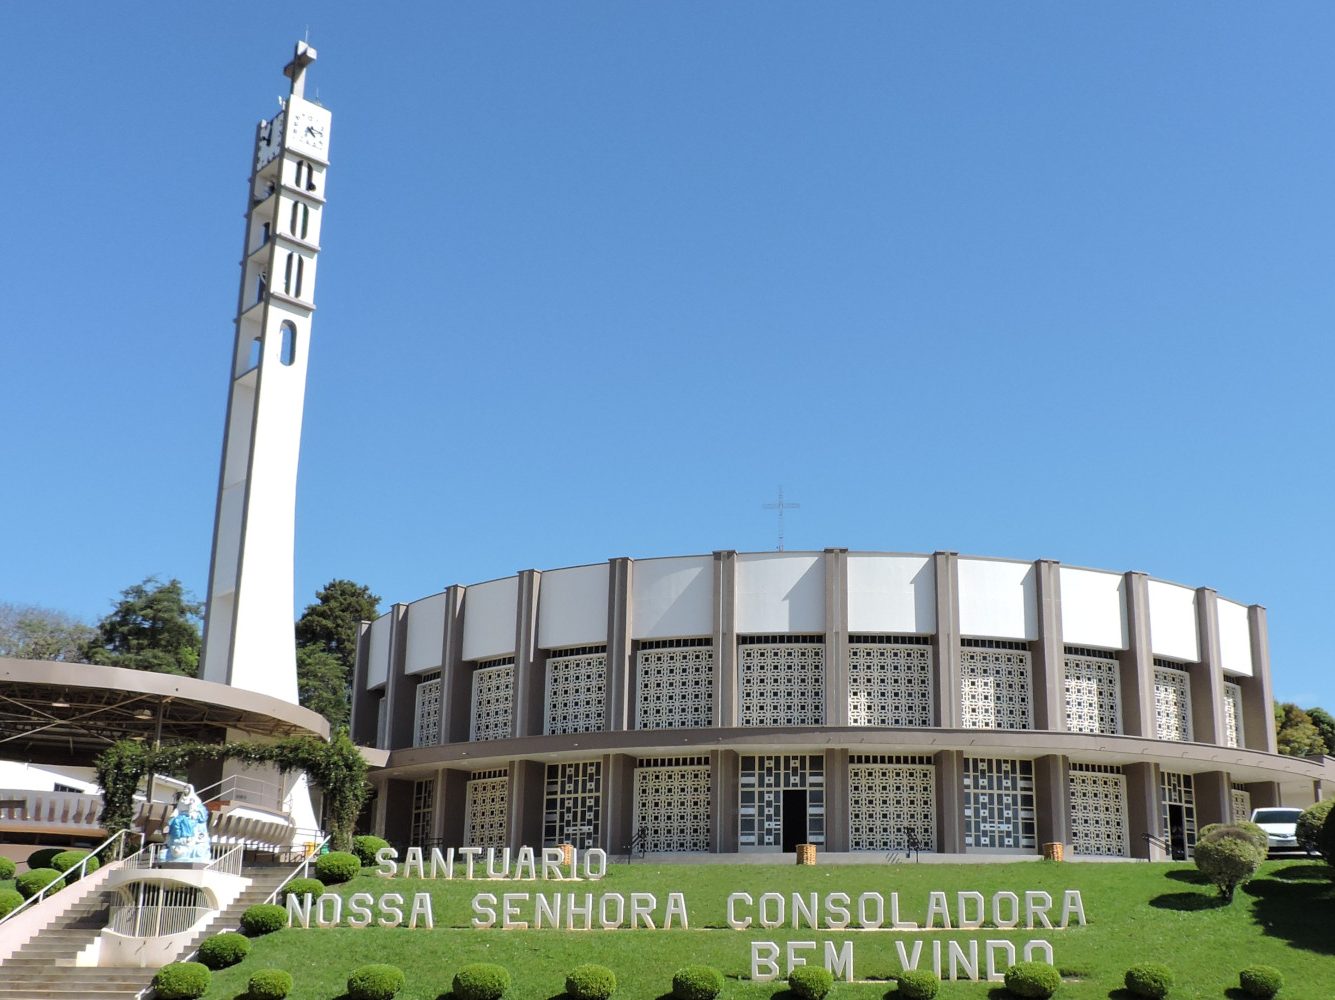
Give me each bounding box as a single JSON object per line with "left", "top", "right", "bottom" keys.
{"left": 201, "top": 42, "right": 332, "bottom": 701}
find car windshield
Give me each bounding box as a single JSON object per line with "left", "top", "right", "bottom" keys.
{"left": 1252, "top": 809, "right": 1302, "bottom": 823}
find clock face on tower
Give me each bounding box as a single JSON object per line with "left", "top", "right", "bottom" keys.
{"left": 255, "top": 112, "right": 285, "bottom": 170}
{"left": 286, "top": 104, "right": 330, "bottom": 158}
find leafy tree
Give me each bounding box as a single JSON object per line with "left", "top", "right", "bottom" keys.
{"left": 82, "top": 577, "right": 202, "bottom": 677}
{"left": 1194, "top": 824, "right": 1266, "bottom": 902}
{"left": 295, "top": 580, "right": 380, "bottom": 728}
{"left": 0, "top": 603, "right": 94, "bottom": 661}
{"left": 1306, "top": 707, "right": 1335, "bottom": 759}
{"left": 1274, "top": 702, "right": 1327, "bottom": 757}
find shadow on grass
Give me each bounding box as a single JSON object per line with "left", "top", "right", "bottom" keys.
{"left": 1240, "top": 875, "right": 1335, "bottom": 955}
{"left": 1268, "top": 863, "right": 1331, "bottom": 882}
{"left": 1163, "top": 868, "right": 1209, "bottom": 885}
{"left": 1148, "top": 891, "right": 1226, "bottom": 911}
{"left": 1223, "top": 990, "right": 1250, "bottom": 1000}
{"left": 985, "top": 988, "right": 1009, "bottom": 1000}
{"left": 1106, "top": 991, "right": 1138, "bottom": 1000}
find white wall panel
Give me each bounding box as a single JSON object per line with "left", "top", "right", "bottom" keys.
{"left": 1059, "top": 567, "right": 1128, "bottom": 650}
{"left": 538, "top": 563, "right": 609, "bottom": 650}
{"left": 367, "top": 613, "right": 391, "bottom": 690}
{"left": 1148, "top": 580, "right": 1199, "bottom": 662}
{"left": 846, "top": 554, "right": 935, "bottom": 633}
{"left": 1217, "top": 598, "right": 1254, "bottom": 677}
{"left": 631, "top": 555, "right": 714, "bottom": 639}
{"left": 736, "top": 552, "right": 826, "bottom": 633}
{"left": 957, "top": 558, "right": 1037, "bottom": 640}
{"left": 404, "top": 592, "right": 448, "bottom": 675}
{"left": 463, "top": 576, "right": 518, "bottom": 662}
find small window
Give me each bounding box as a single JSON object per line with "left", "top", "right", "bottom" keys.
{"left": 279, "top": 322, "right": 297, "bottom": 366}
{"left": 300, "top": 203, "right": 310, "bottom": 238}
{"left": 247, "top": 336, "right": 261, "bottom": 370}
{"left": 259, "top": 221, "right": 270, "bottom": 246}
{"left": 289, "top": 201, "right": 300, "bottom": 236}
{"left": 283, "top": 252, "right": 294, "bottom": 294}
{"left": 294, "top": 256, "right": 304, "bottom": 298}
{"left": 255, "top": 271, "right": 267, "bottom": 303}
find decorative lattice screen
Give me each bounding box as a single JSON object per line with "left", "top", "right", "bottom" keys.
{"left": 963, "top": 757, "right": 1036, "bottom": 850}
{"left": 633, "top": 757, "right": 711, "bottom": 852}
{"left": 1230, "top": 785, "right": 1251, "bottom": 824}
{"left": 1068, "top": 764, "right": 1128, "bottom": 857}
{"left": 545, "top": 647, "right": 607, "bottom": 735}
{"left": 413, "top": 672, "right": 441, "bottom": 747}
{"left": 464, "top": 769, "right": 509, "bottom": 848}
{"left": 739, "top": 637, "right": 824, "bottom": 727}
{"left": 848, "top": 755, "right": 935, "bottom": 852}
{"left": 1223, "top": 682, "right": 1244, "bottom": 748}
{"left": 470, "top": 659, "right": 514, "bottom": 741}
{"left": 1153, "top": 664, "right": 1192, "bottom": 742}
{"left": 960, "top": 641, "right": 1033, "bottom": 730}
{"left": 636, "top": 640, "right": 714, "bottom": 729}
{"left": 544, "top": 760, "right": 602, "bottom": 849}
{"left": 409, "top": 778, "right": 434, "bottom": 845}
{"left": 1062, "top": 650, "right": 1121, "bottom": 735}
{"left": 846, "top": 638, "right": 933, "bottom": 727}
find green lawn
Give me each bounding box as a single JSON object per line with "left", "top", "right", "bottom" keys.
{"left": 199, "top": 859, "right": 1335, "bottom": 1000}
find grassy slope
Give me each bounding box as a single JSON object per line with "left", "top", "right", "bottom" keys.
{"left": 199, "top": 860, "right": 1334, "bottom": 1000}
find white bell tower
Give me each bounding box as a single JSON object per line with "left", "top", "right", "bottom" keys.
{"left": 201, "top": 42, "right": 332, "bottom": 702}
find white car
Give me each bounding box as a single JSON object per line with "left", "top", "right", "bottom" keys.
{"left": 1250, "top": 806, "right": 1304, "bottom": 853}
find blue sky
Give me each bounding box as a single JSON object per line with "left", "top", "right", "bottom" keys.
{"left": 2, "top": 5, "right": 1332, "bottom": 707}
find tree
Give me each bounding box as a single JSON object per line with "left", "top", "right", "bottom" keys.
{"left": 0, "top": 603, "right": 94, "bottom": 661}
{"left": 295, "top": 580, "right": 380, "bottom": 728}
{"left": 1194, "top": 825, "right": 1266, "bottom": 903}
{"left": 82, "top": 577, "right": 202, "bottom": 677}
{"left": 1306, "top": 707, "right": 1335, "bottom": 759}
{"left": 1274, "top": 702, "right": 1327, "bottom": 757}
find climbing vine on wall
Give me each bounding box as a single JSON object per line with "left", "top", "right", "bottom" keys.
{"left": 94, "top": 730, "right": 368, "bottom": 850}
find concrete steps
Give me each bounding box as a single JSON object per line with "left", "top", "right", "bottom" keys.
{"left": 0, "top": 862, "right": 295, "bottom": 999}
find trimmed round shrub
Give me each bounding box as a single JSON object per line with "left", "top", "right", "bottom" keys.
{"left": 1199, "top": 821, "right": 1268, "bottom": 855}
{"left": 672, "top": 965, "right": 724, "bottom": 1000}
{"left": 1239, "top": 965, "right": 1284, "bottom": 999}
{"left": 1003, "top": 961, "right": 1061, "bottom": 999}
{"left": 352, "top": 834, "right": 390, "bottom": 867}
{"left": 1195, "top": 833, "right": 1265, "bottom": 902}
{"left": 1124, "top": 964, "right": 1173, "bottom": 999}
{"left": 1297, "top": 799, "right": 1333, "bottom": 855}
{"left": 454, "top": 963, "right": 512, "bottom": 1000}
{"left": 240, "top": 903, "right": 288, "bottom": 936}
{"left": 314, "top": 849, "right": 361, "bottom": 885}
{"left": 895, "top": 969, "right": 939, "bottom": 1000}
{"left": 152, "top": 961, "right": 211, "bottom": 1000}
{"left": 0, "top": 856, "right": 16, "bottom": 880}
{"left": 1317, "top": 802, "right": 1335, "bottom": 867}
{"left": 788, "top": 966, "right": 834, "bottom": 1000}
{"left": 50, "top": 850, "right": 99, "bottom": 880}
{"left": 347, "top": 963, "right": 407, "bottom": 1000}
{"left": 566, "top": 964, "right": 617, "bottom": 1000}
{"left": 196, "top": 931, "right": 250, "bottom": 970}
{"left": 0, "top": 889, "right": 24, "bottom": 917}
{"left": 25, "top": 848, "right": 62, "bottom": 870}
{"left": 15, "top": 868, "right": 62, "bottom": 899}
{"left": 281, "top": 876, "right": 325, "bottom": 902}
{"left": 247, "top": 968, "right": 294, "bottom": 1000}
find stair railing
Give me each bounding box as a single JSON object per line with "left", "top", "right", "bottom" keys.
{"left": 205, "top": 843, "right": 246, "bottom": 877}
{"left": 261, "top": 833, "right": 332, "bottom": 905}
{"left": 0, "top": 827, "right": 143, "bottom": 928}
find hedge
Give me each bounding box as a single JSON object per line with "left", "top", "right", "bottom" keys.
{"left": 352, "top": 834, "right": 390, "bottom": 866}
{"left": 152, "top": 961, "right": 211, "bottom": 999}
{"left": 671, "top": 965, "right": 725, "bottom": 1000}
{"left": 1124, "top": 964, "right": 1173, "bottom": 999}
{"left": 454, "top": 962, "right": 512, "bottom": 1000}
{"left": 1296, "top": 799, "right": 1332, "bottom": 855}
{"left": 1239, "top": 965, "right": 1284, "bottom": 999}
{"left": 1195, "top": 832, "right": 1265, "bottom": 902}
{"left": 566, "top": 964, "right": 617, "bottom": 1000}
{"left": 788, "top": 966, "right": 834, "bottom": 1000}
{"left": 1003, "top": 961, "right": 1061, "bottom": 999}
{"left": 15, "top": 868, "right": 62, "bottom": 899}
{"left": 50, "top": 850, "right": 99, "bottom": 880}
{"left": 248, "top": 968, "right": 295, "bottom": 1000}
{"left": 240, "top": 903, "right": 288, "bottom": 935}
{"left": 895, "top": 970, "right": 939, "bottom": 1000}
{"left": 0, "top": 889, "right": 23, "bottom": 918}
{"left": 314, "top": 850, "right": 361, "bottom": 885}
{"left": 348, "top": 963, "right": 407, "bottom": 1000}
{"left": 0, "top": 857, "right": 15, "bottom": 881}
{"left": 281, "top": 876, "right": 325, "bottom": 902}
{"left": 196, "top": 931, "right": 250, "bottom": 969}
{"left": 25, "top": 848, "right": 62, "bottom": 870}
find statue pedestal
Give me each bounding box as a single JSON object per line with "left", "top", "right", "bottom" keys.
{"left": 157, "top": 860, "right": 210, "bottom": 870}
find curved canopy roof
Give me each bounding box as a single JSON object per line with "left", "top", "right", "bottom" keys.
{"left": 0, "top": 658, "right": 329, "bottom": 766}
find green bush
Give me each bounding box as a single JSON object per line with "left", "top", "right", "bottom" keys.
{"left": 314, "top": 850, "right": 361, "bottom": 885}
{"left": 152, "top": 961, "right": 211, "bottom": 999}
{"left": 1296, "top": 799, "right": 1333, "bottom": 855}
{"left": 1195, "top": 832, "right": 1265, "bottom": 902}
{"left": 1124, "top": 964, "right": 1173, "bottom": 999}
{"left": 1199, "top": 821, "right": 1268, "bottom": 854}
{"left": 280, "top": 876, "right": 325, "bottom": 902}
{"left": 352, "top": 834, "right": 390, "bottom": 866}
{"left": 196, "top": 931, "right": 250, "bottom": 970}
{"left": 566, "top": 964, "right": 617, "bottom": 1000}
{"left": 1318, "top": 802, "right": 1335, "bottom": 867}
{"left": 0, "top": 857, "right": 15, "bottom": 881}
{"left": 1239, "top": 965, "right": 1284, "bottom": 999}
{"left": 15, "top": 868, "right": 62, "bottom": 899}
{"left": 1003, "top": 961, "right": 1061, "bottom": 999}
{"left": 240, "top": 903, "right": 288, "bottom": 935}
{"left": 247, "top": 968, "right": 294, "bottom": 1000}
{"left": 454, "top": 963, "right": 512, "bottom": 1000}
{"left": 894, "top": 969, "right": 939, "bottom": 1000}
{"left": 25, "top": 848, "right": 62, "bottom": 870}
{"left": 788, "top": 966, "right": 834, "bottom": 1000}
{"left": 671, "top": 965, "right": 724, "bottom": 1000}
{"left": 347, "top": 963, "right": 407, "bottom": 1000}
{"left": 0, "top": 889, "right": 24, "bottom": 917}
{"left": 50, "top": 850, "right": 99, "bottom": 880}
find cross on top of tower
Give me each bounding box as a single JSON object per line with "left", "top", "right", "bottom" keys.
{"left": 284, "top": 40, "right": 317, "bottom": 100}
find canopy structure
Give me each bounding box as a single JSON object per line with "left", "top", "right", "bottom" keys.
{"left": 0, "top": 658, "right": 328, "bottom": 766}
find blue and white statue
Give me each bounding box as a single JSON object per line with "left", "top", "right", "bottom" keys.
{"left": 164, "top": 786, "right": 212, "bottom": 863}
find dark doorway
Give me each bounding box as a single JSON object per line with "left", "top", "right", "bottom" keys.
{"left": 781, "top": 790, "right": 808, "bottom": 852}
{"left": 1167, "top": 804, "right": 1187, "bottom": 860}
